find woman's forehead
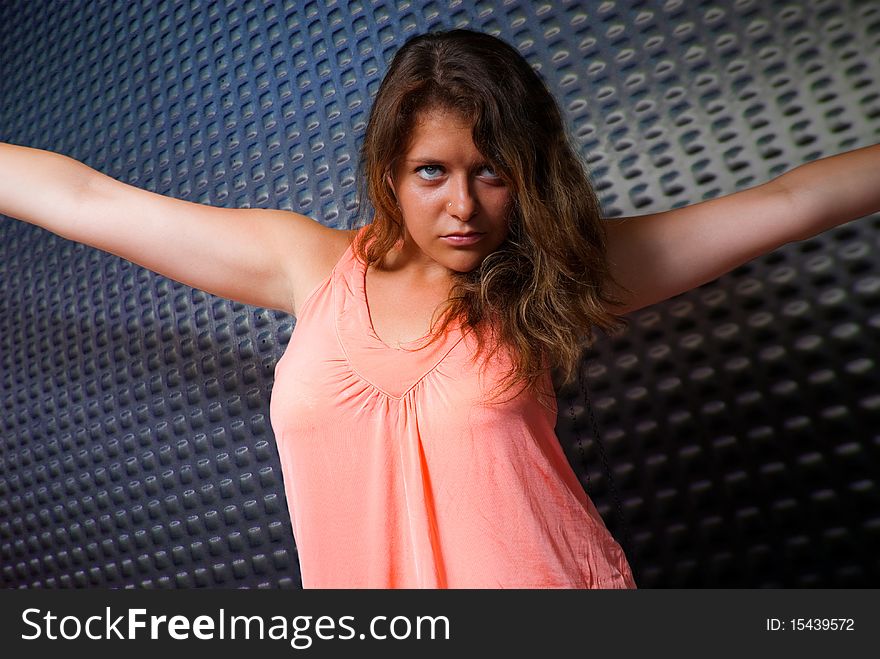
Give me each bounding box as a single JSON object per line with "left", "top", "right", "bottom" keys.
{"left": 413, "top": 105, "right": 472, "bottom": 127}
{"left": 402, "top": 110, "right": 479, "bottom": 155}
{"left": 407, "top": 109, "right": 473, "bottom": 145}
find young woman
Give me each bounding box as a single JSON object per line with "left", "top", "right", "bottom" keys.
{"left": 1, "top": 28, "right": 878, "bottom": 588}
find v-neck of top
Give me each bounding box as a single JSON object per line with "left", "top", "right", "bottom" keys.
{"left": 334, "top": 226, "right": 467, "bottom": 397}
{"left": 362, "top": 262, "right": 437, "bottom": 352}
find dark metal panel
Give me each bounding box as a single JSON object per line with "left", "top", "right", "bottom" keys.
{"left": 1, "top": 0, "right": 878, "bottom": 588}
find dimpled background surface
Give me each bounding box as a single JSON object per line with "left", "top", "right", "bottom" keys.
{"left": 1, "top": 0, "right": 879, "bottom": 588}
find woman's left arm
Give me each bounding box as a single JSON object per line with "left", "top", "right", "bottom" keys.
{"left": 602, "top": 143, "right": 880, "bottom": 315}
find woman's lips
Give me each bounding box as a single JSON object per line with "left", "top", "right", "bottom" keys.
{"left": 441, "top": 233, "right": 484, "bottom": 246}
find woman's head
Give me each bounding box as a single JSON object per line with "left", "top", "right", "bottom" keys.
{"left": 383, "top": 106, "right": 514, "bottom": 280}
{"left": 353, "top": 28, "right": 631, "bottom": 404}
{"left": 358, "top": 28, "right": 571, "bottom": 264}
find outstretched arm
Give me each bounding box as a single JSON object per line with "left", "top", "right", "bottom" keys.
{"left": 602, "top": 143, "right": 880, "bottom": 315}
{"left": 0, "top": 142, "right": 336, "bottom": 315}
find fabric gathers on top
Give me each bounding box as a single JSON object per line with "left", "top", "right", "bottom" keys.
{"left": 269, "top": 224, "right": 637, "bottom": 588}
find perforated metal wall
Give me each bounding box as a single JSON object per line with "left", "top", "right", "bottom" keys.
{"left": 1, "top": 0, "right": 878, "bottom": 588}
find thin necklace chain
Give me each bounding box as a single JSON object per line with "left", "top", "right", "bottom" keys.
{"left": 568, "top": 356, "right": 636, "bottom": 579}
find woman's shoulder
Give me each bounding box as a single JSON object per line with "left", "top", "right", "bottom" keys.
{"left": 289, "top": 226, "right": 358, "bottom": 317}
{"left": 324, "top": 226, "right": 358, "bottom": 247}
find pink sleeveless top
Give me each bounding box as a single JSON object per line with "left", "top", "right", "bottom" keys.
{"left": 269, "top": 225, "right": 637, "bottom": 588}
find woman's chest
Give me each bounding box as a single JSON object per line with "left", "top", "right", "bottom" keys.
{"left": 365, "top": 270, "right": 450, "bottom": 348}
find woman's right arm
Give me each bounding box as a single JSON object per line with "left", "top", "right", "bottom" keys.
{"left": 0, "top": 142, "right": 335, "bottom": 315}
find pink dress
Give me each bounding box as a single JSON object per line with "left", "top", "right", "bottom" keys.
{"left": 269, "top": 225, "right": 637, "bottom": 588}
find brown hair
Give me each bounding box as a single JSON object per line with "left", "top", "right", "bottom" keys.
{"left": 352, "top": 28, "right": 632, "bottom": 407}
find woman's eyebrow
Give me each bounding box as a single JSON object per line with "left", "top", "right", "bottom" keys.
{"left": 405, "top": 156, "right": 487, "bottom": 164}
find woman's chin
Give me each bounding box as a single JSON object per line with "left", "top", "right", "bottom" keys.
{"left": 446, "top": 256, "right": 485, "bottom": 274}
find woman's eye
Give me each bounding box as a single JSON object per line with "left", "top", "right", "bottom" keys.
{"left": 414, "top": 164, "right": 501, "bottom": 181}
{"left": 480, "top": 165, "right": 507, "bottom": 185}
{"left": 416, "top": 165, "right": 443, "bottom": 180}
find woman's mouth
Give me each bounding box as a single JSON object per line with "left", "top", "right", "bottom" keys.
{"left": 441, "top": 232, "right": 484, "bottom": 246}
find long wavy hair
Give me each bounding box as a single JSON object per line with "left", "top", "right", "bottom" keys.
{"left": 352, "top": 28, "right": 632, "bottom": 406}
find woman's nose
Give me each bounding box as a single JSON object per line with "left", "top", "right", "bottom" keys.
{"left": 447, "top": 178, "right": 477, "bottom": 220}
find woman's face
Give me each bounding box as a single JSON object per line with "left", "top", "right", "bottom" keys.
{"left": 386, "top": 107, "right": 513, "bottom": 281}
